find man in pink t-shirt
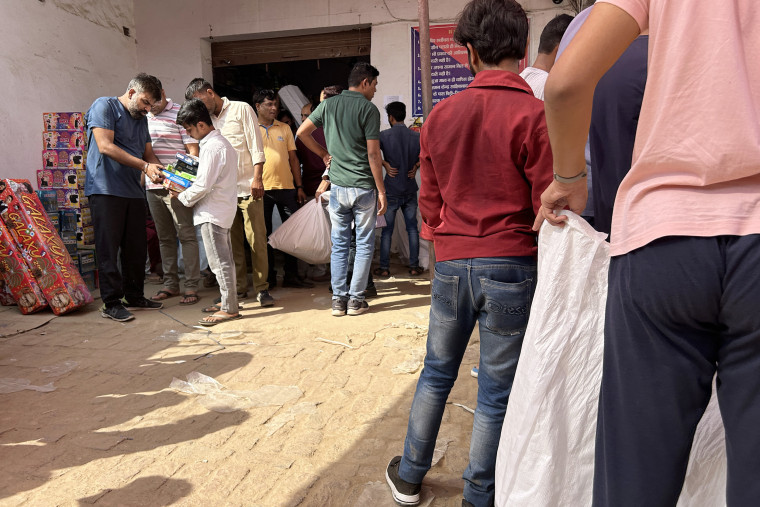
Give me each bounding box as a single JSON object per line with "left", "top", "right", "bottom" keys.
{"left": 534, "top": 1, "right": 760, "bottom": 505}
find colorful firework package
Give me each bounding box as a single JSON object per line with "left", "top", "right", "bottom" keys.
{"left": 0, "top": 179, "right": 93, "bottom": 315}
{"left": 0, "top": 219, "right": 48, "bottom": 313}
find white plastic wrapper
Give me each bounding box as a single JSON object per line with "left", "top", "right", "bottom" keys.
{"left": 495, "top": 212, "right": 726, "bottom": 507}
{"left": 268, "top": 195, "right": 332, "bottom": 265}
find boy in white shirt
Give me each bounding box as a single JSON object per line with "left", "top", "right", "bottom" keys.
{"left": 173, "top": 99, "right": 240, "bottom": 326}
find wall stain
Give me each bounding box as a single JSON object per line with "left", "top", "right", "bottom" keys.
{"left": 52, "top": 0, "right": 134, "bottom": 36}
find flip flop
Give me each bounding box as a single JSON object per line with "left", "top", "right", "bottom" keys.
{"left": 373, "top": 268, "right": 390, "bottom": 277}
{"left": 202, "top": 303, "right": 244, "bottom": 313}
{"left": 198, "top": 313, "right": 243, "bottom": 327}
{"left": 408, "top": 267, "right": 424, "bottom": 276}
{"left": 180, "top": 293, "right": 200, "bottom": 305}
{"left": 151, "top": 290, "right": 179, "bottom": 301}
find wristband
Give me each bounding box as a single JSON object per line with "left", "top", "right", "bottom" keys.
{"left": 553, "top": 170, "right": 587, "bottom": 184}
{"left": 143, "top": 162, "right": 149, "bottom": 173}
{"left": 296, "top": 185, "right": 303, "bottom": 189}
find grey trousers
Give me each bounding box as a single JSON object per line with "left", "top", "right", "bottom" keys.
{"left": 200, "top": 222, "right": 238, "bottom": 314}
{"left": 146, "top": 189, "right": 201, "bottom": 291}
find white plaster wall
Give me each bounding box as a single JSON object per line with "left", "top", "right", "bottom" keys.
{"left": 0, "top": 0, "right": 138, "bottom": 185}
{"left": 134, "top": 0, "right": 570, "bottom": 117}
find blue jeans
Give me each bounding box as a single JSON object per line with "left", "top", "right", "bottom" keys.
{"left": 379, "top": 193, "right": 419, "bottom": 270}
{"left": 328, "top": 185, "right": 377, "bottom": 301}
{"left": 399, "top": 257, "right": 536, "bottom": 507}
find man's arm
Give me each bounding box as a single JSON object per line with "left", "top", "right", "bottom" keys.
{"left": 91, "top": 128, "right": 163, "bottom": 182}
{"left": 241, "top": 104, "right": 266, "bottom": 199}
{"left": 534, "top": 3, "right": 639, "bottom": 230}
{"left": 367, "top": 139, "right": 387, "bottom": 215}
{"left": 288, "top": 150, "right": 307, "bottom": 203}
{"left": 184, "top": 143, "right": 200, "bottom": 157}
{"left": 382, "top": 160, "right": 399, "bottom": 177}
{"left": 296, "top": 119, "right": 331, "bottom": 167}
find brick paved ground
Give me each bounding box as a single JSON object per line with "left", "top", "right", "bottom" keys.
{"left": 0, "top": 271, "right": 481, "bottom": 506}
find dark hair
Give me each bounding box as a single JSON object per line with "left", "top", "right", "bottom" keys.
{"left": 322, "top": 85, "right": 344, "bottom": 100}
{"left": 347, "top": 62, "right": 379, "bottom": 88}
{"left": 385, "top": 101, "right": 406, "bottom": 122}
{"left": 252, "top": 89, "right": 278, "bottom": 107}
{"left": 185, "top": 78, "right": 214, "bottom": 101}
{"left": 453, "top": 0, "right": 528, "bottom": 64}
{"left": 177, "top": 98, "right": 213, "bottom": 127}
{"left": 538, "top": 14, "right": 574, "bottom": 54}
{"left": 278, "top": 110, "right": 295, "bottom": 123}
{"left": 127, "top": 73, "right": 162, "bottom": 102}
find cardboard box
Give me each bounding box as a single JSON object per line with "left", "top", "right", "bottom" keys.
{"left": 43, "top": 112, "right": 85, "bottom": 132}
{"left": 43, "top": 130, "right": 86, "bottom": 150}
{"left": 55, "top": 189, "right": 88, "bottom": 209}
{"left": 48, "top": 212, "right": 60, "bottom": 233}
{"left": 76, "top": 206, "right": 92, "bottom": 228}
{"left": 42, "top": 149, "right": 85, "bottom": 169}
{"left": 0, "top": 218, "right": 48, "bottom": 314}
{"left": 37, "top": 168, "right": 85, "bottom": 190}
{"left": 61, "top": 231, "right": 77, "bottom": 254}
{"left": 36, "top": 190, "right": 59, "bottom": 213}
{"left": 59, "top": 209, "right": 78, "bottom": 232}
{"left": 74, "top": 250, "right": 96, "bottom": 273}
{"left": 76, "top": 225, "right": 94, "bottom": 248}
{"left": 80, "top": 270, "right": 98, "bottom": 291}
{"left": 0, "top": 179, "right": 93, "bottom": 315}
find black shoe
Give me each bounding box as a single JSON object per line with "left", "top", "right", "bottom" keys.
{"left": 331, "top": 298, "right": 347, "bottom": 317}
{"left": 202, "top": 271, "right": 217, "bottom": 288}
{"left": 100, "top": 304, "right": 135, "bottom": 322}
{"left": 347, "top": 299, "right": 369, "bottom": 316}
{"left": 123, "top": 297, "right": 163, "bottom": 310}
{"left": 386, "top": 456, "right": 420, "bottom": 506}
{"left": 257, "top": 290, "right": 274, "bottom": 307}
{"left": 364, "top": 284, "right": 378, "bottom": 298}
{"left": 282, "top": 276, "right": 314, "bottom": 289}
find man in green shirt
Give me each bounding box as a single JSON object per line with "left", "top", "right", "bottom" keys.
{"left": 297, "top": 62, "right": 387, "bottom": 317}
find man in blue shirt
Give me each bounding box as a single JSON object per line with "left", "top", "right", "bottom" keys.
{"left": 85, "top": 73, "right": 166, "bottom": 322}
{"left": 375, "top": 101, "right": 422, "bottom": 277}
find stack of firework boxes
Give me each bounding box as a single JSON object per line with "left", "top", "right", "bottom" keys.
{"left": 161, "top": 152, "right": 199, "bottom": 192}
{"left": 0, "top": 179, "right": 93, "bottom": 315}
{"left": 37, "top": 112, "right": 97, "bottom": 292}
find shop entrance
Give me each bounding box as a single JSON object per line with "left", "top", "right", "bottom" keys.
{"left": 210, "top": 27, "right": 371, "bottom": 107}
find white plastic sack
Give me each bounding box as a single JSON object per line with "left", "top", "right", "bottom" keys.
{"left": 268, "top": 196, "right": 331, "bottom": 264}
{"left": 494, "top": 211, "right": 726, "bottom": 507}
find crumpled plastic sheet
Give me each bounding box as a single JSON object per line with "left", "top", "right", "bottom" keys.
{"left": 431, "top": 437, "right": 453, "bottom": 467}
{"left": 264, "top": 401, "right": 318, "bottom": 436}
{"left": 169, "top": 372, "right": 303, "bottom": 413}
{"left": 0, "top": 378, "right": 56, "bottom": 394}
{"left": 392, "top": 349, "right": 425, "bottom": 375}
{"left": 354, "top": 481, "right": 434, "bottom": 507}
{"left": 156, "top": 330, "right": 205, "bottom": 342}
{"left": 40, "top": 360, "right": 78, "bottom": 377}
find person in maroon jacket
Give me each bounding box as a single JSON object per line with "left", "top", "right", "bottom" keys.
{"left": 384, "top": 1, "right": 554, "bottom": 505}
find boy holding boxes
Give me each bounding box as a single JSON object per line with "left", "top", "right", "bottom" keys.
{"left": 172, "top": 99, "right": 240, "bottom": 326}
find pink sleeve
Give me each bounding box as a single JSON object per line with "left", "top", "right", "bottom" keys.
{"left": 596, "top": 0, "right": 649, "bottom": 31}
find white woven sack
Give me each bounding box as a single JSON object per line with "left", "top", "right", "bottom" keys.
{"left": 494, "top": 211, "right": 726, "bottom": 507}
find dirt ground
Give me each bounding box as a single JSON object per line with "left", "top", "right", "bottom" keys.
{"left": 0, "top": 264, "right": 482, "bottom": 507}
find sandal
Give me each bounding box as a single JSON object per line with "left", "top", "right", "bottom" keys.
{"left": 180, "top": 293, "right": 200, "bottom": 305}
{"left": 202, "top": 303, "right": 243, "bottom": 313}
{"left": 198, "top": 313, "right": 242, "bottom": 327}
{"left": 408, "top": 266, "right": 424, "bottom": 276}
{"left": 151, "top": 289, "right": 179, "bottom": 301}
{"left": 373, "top": 267, "right": 391, "bottom": 277}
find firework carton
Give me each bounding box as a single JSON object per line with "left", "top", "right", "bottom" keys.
{"left": 42, "top": 149, "right": 86, "bottom": 170}
{"left": 37, "top": 168, "right": 85, "bottom": 190}
{"left": 76, "top": 207, "right": 92, "bottom": 227}
{"left": 43, "top": 112, "right": 85, "bottom": 132}
{"left": 0, "top": 219, "right": 47, "bottom": 314}
{"left": 0, "top": 179, "right": 93, "bottom": 315}
{"left": 36, "top": 190, "right": 58, "bottom": 213}
{"left": 76, "top": 225, "right": 94, "bottom": 248}
{"left": 43, "top": 131, "right": 86, "bottom": 150}
{"left": 55, "top": 189, "right": 88, "bottom": 209}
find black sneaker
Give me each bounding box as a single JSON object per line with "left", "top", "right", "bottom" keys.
{"left": 282, "top": 276, "right": 315, "bottom": 289}
{"left": 257, "top": 290, "right": 274, "bottom": 307}
{"left": 364, "top": 284, "right": 378, "bottom": 298}
{"left": 386, "top": 456, "right": 421, "bottom": 506}
{"left": 331, "top": 298, "right": 347, "bottom": 317}
{"left": 123, "top": 297, "right": 163, "bottom": 310}
{"left": 347, "top": 299, "right": 369, "bottom": 316}
{"left": 101, "top": 304, "right": 134, "bottom": 322}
